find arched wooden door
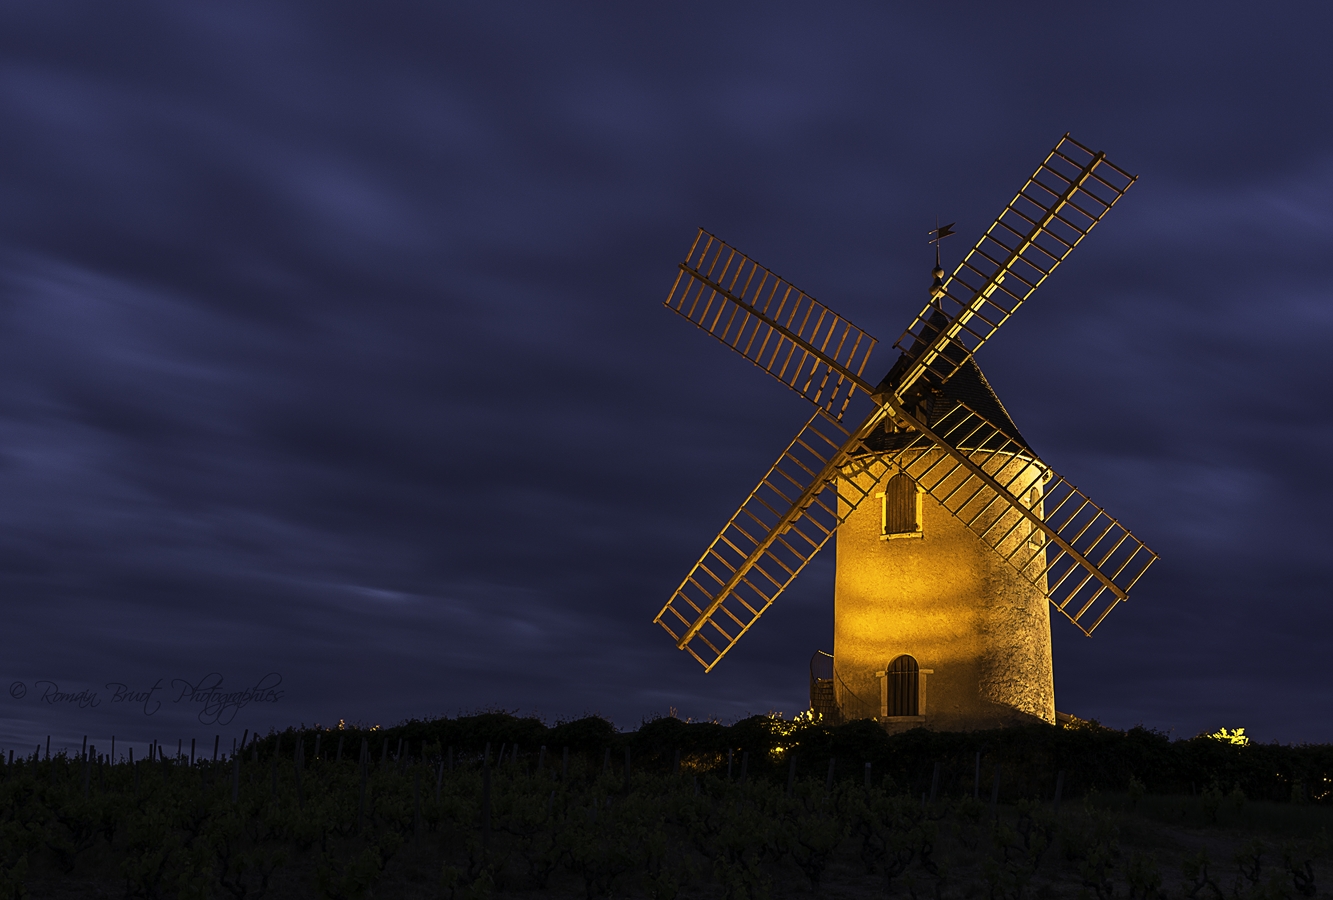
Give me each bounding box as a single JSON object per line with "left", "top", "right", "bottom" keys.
{"left": 886, "top": 654, "right": 919, "bottom": 716}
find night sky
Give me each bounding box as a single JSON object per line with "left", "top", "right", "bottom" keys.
{"left": 2, "top": 2, "right": 1331, "bottom": 757}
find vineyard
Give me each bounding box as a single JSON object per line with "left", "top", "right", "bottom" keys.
{"left": 2, "top": 713, "right": 1332, "bottom": 899}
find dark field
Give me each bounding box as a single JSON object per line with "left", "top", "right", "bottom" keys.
{"left": 4, "top": 713, "right": 1331, "bottom": 899}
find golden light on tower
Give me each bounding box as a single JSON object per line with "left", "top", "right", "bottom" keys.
{"left": 651, "top": 134, "right": 1158, "bottom": 732}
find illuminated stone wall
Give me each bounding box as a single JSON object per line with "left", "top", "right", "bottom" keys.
{"left": 833, "top": 451, "right": 1055, "bottom": 731}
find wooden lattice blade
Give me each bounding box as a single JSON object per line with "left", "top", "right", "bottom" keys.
{"left": 654, "top": 403, "right": 890, "bottom": 671}
{"left": 666, "top": 229, "right": 877, "bottom": 420}
{"left": 892, "top": 135, "right": 1136, "bottom": 398}
{"left": 882, "top": 398, "right": 1157, "bottom": 636}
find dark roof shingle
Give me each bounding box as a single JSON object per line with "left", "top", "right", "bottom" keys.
{"left": 859, "top": 354, "right": 1031, "bottom": 455}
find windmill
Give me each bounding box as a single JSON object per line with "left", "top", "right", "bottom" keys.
{"left": 653, "top": 134, "right": 1157, "bottom": 730}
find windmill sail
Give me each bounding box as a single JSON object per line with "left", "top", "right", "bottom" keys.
{"left": 666, "top": 230, "right": 877, "bottom": 419}
{"left": 882, "top": 398, "right": 1157, "bottom": 635}
{"left": 654, "top": 405, "right": 891, "bottom": 671}
{"left": 893, "top": 135, "right": 1136, "bottom": 397}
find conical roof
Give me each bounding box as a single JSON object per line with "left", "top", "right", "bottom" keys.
{"left": 859, "top": 354, "right": 1032, "bottom": 455}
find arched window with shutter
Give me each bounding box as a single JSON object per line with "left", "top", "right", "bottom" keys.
{"left": 885, "top": 655, "right": 919, "bottom": 717}
{"left": 879, "top": 473, "right": 921, "bottom": 539}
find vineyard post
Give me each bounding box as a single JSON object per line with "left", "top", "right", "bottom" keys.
{"left": 111, "top": 736, "right": 116, "bottom": 763}
{"left": 1053, "top": 770, "right": 1065, "bottom": 814}
{"left": 482, "top": 753, "right": 492, "bottom": 852}
{"left": 178, "top": 739, "right": 182, "bottom": 761}
{"left": 990, "top": 765, "right": 1002, "bottom": 811}
{"left": 929, "top": 762, "right": 940, "bottom": 804}
{"left": 82, "top": 736, "right": 87, "bottom": 760}
{"left": 357, "top": 742, "right": 368, "bottom": 833}
{"left": 45, "top": 736, "right": 49, "bottom": 760}
{"left": 498, "top": 743, "right": 505, "bottom": 767}
{"left": 241, "top": 730, "right": 249, "bottom": 753}
{"left": 133, "top": 754, "right": 139, "bottom": 795}
{"left": 191, "top": 738, "right": 196, "bottom": 766}
{"left": 213, "top": 735, "right": 219, "bottom": 762}
{"left": 81, "top": 751, "right": 90, "bottom": 798}
{"left": 826, "top": 758, "right": 835, "bottom": 792}
{"left": 395, "top": 737, "right": 403, "bottom": 761}
{"left": 435, "top": 761, "right": 443, "bottom": 802}
{"left": 673, "top": 748, "right": 680, "bottom": 777}
{"left": 484, "top": 742, "right": 491, "bottom": 767}
{"left": 974, "top": 752, "right": 980, "bottom": 800}
{"left": 740, "top": 752, "right": 748, "bottom": 784}
{"left": 294, "top": 741, "right": 304, "bottom": 809}
{"left": 864, "top": 763, "right": 871, "bottom": 790}
{"left": 786, "top": 756, "right": 797, "bottom": 796}
{"left": 413, "top": 767, "right": 422, "bottom": 840}
{"left": 231, "top": 755, "right": 239, "bottom": 804}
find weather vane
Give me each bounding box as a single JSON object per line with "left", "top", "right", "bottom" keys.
{"left": 928, "top": 219, "right": 956, "bottom": 300}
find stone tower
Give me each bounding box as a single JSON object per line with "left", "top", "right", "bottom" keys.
{"left": 829, "top": 359, "right": 1055, "bottom": 732}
